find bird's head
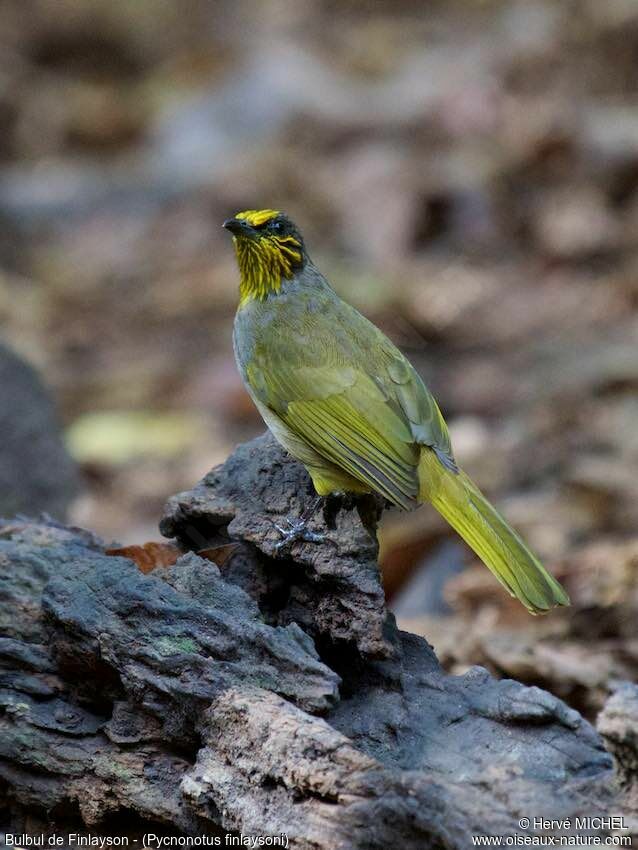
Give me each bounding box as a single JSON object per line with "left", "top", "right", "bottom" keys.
{"left": 223, "top": 209, "right": 307, "bottom": 303}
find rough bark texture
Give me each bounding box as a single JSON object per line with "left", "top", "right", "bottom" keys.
{"left": 1, "top": 434, "right": 635, "bottom": 848}
{"left": 160, "top": 434, "right": 395, "bottom": 660}
{"left": 597, "top": 682, "right": 638, "bottom": 828}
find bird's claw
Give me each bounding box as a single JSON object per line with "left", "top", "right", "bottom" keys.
{"left": 274, "top": 517, "right": 325, "bottom": 552}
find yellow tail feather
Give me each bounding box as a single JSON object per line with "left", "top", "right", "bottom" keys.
{"left": 419, "top": 450, "right": 569, "bottom": 614}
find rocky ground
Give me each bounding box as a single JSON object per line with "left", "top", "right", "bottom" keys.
{"left": 1, "top": 437, "right": 635, "bottom": 847}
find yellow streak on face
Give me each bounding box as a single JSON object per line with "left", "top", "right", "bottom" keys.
{"left": 230, "top": 210, "right": 304, "bottom": 305}
{"left": 235, "top": 209, "right": 280, "bottom": 227}
{"left": 235, "top": 234, "right": 293, "bottom": 306}
{"left": 273, "top": 235, "right": 302, "bottom": 264}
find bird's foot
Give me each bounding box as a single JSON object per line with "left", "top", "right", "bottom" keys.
{"left": 273, "top": 495, "right": 325, "bottom": 552}
{"left": 274, "top": 518, "right": 325, "bottom": 551}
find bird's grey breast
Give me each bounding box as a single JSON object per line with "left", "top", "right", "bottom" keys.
{"left": 233, "top": 288, "right": 296, "bottom": 377}
{"left": 233, "top": 267, "right": 341, "bottom": 383}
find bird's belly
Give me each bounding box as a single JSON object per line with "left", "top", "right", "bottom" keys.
{"left": 250, "top": 393, "right": 369, "bottom": 496}
{"left": 251, "top": 394, "right": 318, "bottom": 466}
{"left": 233, "top": 308, "right": 371, "bottom": 497}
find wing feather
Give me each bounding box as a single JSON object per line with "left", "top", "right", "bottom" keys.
{"left": 240, "top": 288, "right": 455, "bottom": 508}
{"left": 286, "top": 397, "right": 418, "bottom": 508}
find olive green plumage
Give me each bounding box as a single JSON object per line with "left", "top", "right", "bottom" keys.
{"left": 224, "top": 209, "right": 569, "bottom": 614}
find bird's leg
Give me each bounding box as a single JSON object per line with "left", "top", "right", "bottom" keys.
{"left": 356, "top": 492, "right": 386, "bottom": 532}
{"left": 323, "top": 491, "right": 384, "bottom": 534}
{"left": 321, "top": 491, "right": 356, "bottom": 528}
{"left": 274, "top": 495, "right": 325, "bottom": 551}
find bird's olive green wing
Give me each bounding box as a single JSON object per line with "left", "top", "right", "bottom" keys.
{"left": 248, "top": 360, "right": 420, "bottom": 508}
{"left": 244, "top": 304, "right": 455, "bottom": 509}
{"left": 379, "top": 343, "right": 456, "bottom": 472}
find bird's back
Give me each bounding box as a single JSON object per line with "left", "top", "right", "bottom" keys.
{"left": 233, "top": 263, "right": 454, "bottom": 477}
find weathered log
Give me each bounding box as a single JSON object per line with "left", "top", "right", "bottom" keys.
{"left": 0, "top": 434, "right": 634, "bottom": 848}
{"left": 0, "top": 342, "right": 79, "bottom": 520}
{"left": 160, "top": 434, "right": 395, "bottom": 660}
{"left": 597, "top": 682, "right": 638, "bottom": 826}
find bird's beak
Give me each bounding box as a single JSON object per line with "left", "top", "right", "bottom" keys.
{"left": 223, "top": 218, "right": 255, "bottom": 237}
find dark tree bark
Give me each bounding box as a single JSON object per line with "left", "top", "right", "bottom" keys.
{"left": 1, "top": 434, "right": 635, "bottom": 848}
{"left": 0, "top": 343, "right": 79, "bottom": 520}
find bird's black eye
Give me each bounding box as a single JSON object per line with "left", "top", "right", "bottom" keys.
{"left": 270, "top": 219, "right": 285, "bottom": 235}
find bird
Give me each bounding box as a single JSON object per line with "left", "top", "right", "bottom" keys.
{"left": 223, "top": 208, "right": 569, "bottom": 614}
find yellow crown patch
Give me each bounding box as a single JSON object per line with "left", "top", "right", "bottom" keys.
{"left": 235, "top": 209, "right": 280, "bottom": 227}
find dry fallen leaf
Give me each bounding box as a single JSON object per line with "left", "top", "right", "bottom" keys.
{"left": 106, "top": 541, "right": 241, "bottom": 574}
{"left": 106, "top": 541, "right": 182, "bottom": 573}
{"left": 197, "top": 542, "right": 241, "bottom": 567}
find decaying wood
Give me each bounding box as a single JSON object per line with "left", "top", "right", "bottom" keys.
{"left": 1, "top": 434, "right": 635, "bottom": 848}
{"left": 160, "top": 434, "right": 395, "bottom": 660}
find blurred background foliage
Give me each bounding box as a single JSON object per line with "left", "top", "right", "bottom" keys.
{"left": 1, "top": 0, "right": 637, "bottom": 716}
